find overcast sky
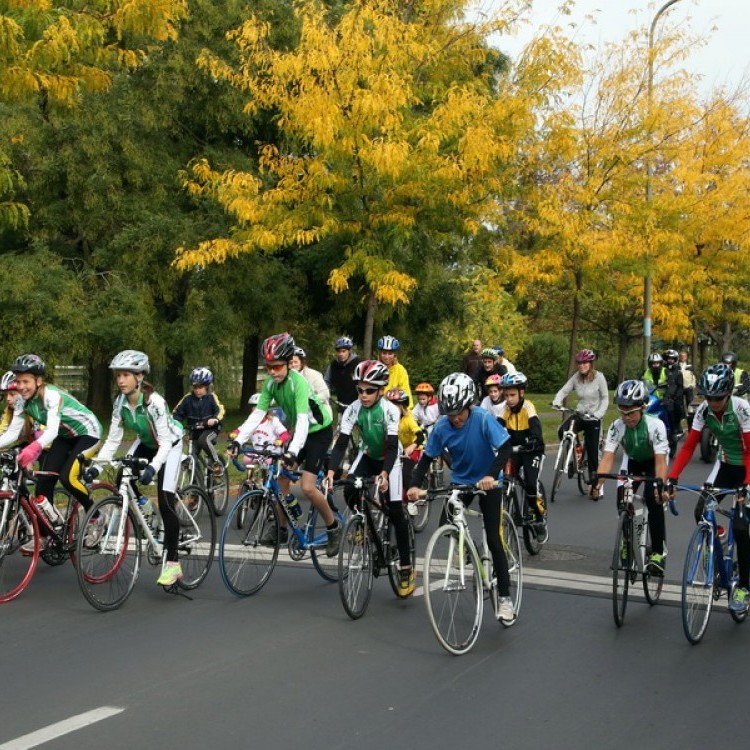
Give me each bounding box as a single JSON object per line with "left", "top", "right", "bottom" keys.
{"left": 476, "top": 0, "right": 749, "bottom": 95}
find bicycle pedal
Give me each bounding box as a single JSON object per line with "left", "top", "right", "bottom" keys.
{"left": 161, "top": 584, "right": 193, "bottom": 600}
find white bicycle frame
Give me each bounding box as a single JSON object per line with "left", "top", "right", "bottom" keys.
{"left": 619, "top": 479, "right": 666, "bottom": 569}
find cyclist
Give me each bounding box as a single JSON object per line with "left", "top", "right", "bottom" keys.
{"left": 290, "top": 346, "right": 331, "bottom": 407}
{"left": 721, "top": 351, "right": 750, "bottom": 398}
{"left": 591, "top": 380, "right": 670, "bottom": 575}
{"left": 473, "top": 348, "right": 506, "bottom": 401}
{"left": 231, "top": 393, "right": 290, "bottom": 457}
{"left": 377, "top": 335, "right": 413, "bottom": 408}
{"left": 172, "top": 366, "right": 226, "bottom": 477}
{"left": 407, "top": 372, "right": 516, "bottom": 623}
{"left": 493, "top": 346, "right": 517, "bottom": 375}
{"left": 386, "top": 387, "right": 424, "bottom": 501}
{"left": 0, "top": 372, "right": 33, "bottom": 443}
{"left": 665, "top": 363, "right": 750, "bottom": 612}
{"left": 662, "top": 349, "right": 685, "bottom": 438}
{"left": 413, "top": 382, "right": 439, "bottom": 437}
{"left": 497, "top": 372, "right": 545, "bottom": 527}
{"left": 85, "top": 350, "right": 185, "bottom": 586}
{"left": 480, "top": 373, "right": 505, "bottom": 418}
{"left": 0, "top": 355, "right": 102, "bottom": 537}
{"left": 323, "top": 336, "right": 361, "bottom": 412}
{"left": 230, "top": 333, "right": 339, "bottom": 555}
{"left": 326, "top": 361, "right": 415, "bottom": 595}
{"left": 552, "top": 349, "right": 608, "bottom": 479}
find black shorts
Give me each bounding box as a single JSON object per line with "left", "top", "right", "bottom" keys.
{"left": 297, "top": 426, "right": 333, "bottom": 475}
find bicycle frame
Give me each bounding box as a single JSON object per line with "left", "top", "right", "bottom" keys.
{"left": 340, "top": 477, "right": 394, "bottom": 572}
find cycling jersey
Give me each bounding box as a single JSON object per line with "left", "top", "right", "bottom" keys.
{"left": 497, "top": 399, "right": 544, "bottom": 450}
{"left": 690, "top": 397, "right": 750, "bottom": 465}
{"left": 339, "top": 398, "right": 400, "bottom": 461}
{"left": 603, "top": 413, "right": 669, "bottom": 462}
{"left": 480, "top": 396, "right": 505, "bottom": 419}
{"left": 385, "top": 362, "right": 413, "bottom": 408}
{"left": 397, "top": 412, "right": 422, "bottom": 449}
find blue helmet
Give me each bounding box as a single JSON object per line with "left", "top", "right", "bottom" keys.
{"left": 377, "top": 335, "right": 399, "bottom": 352}
{"left": 335, "top": 336, "right": 353, "bottom": 350}
{"left": 189, "top": 367, "right": 213, "bottom": 386}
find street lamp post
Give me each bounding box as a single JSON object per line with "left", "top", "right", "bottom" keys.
{"left": 643, "top": 0, "right": 685, "bottom": 365}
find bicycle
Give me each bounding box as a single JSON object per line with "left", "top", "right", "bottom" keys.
{"left": 177, "top": 417, "right": 229, "bottom": 516}
{"left": 335, "top": 477, "right": 416, "bottom": 619}
{"left": 76, "top": 456, "right": 216, "bottom": 611}
{"left": 501, "top": 449, "right": 548, "bottom": 556}
{"left": 599, "top": 472, "right": 674, "bottom": 627}
{"left": 219, "top": 447, "right": 348, "bottom": 596}
{"left": 550, "top": 407, "right": 594, "bottom": 502}
{"left": 678, "top": 483, "right": 748, "bottom": 644}
{"left": 422, "top": 483, "right": 522, "bottom": 655}
{"left": 0, "top": 451, "right": 86, "bottom": 602}
{"left": 409, "top": 454, "right": 446, "bottom": 533}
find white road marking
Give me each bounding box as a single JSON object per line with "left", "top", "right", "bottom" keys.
{"left": 0, "top": 706, "right": 125, "bottom": 750}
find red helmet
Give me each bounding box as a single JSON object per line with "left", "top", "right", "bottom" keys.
{"left": 385, "top": 388, "right": 409, "bottom": 406}
{"left": 262, "top": 333, "right": 295, "bottom": 362}
{"left": 575, "top": 349, "right": 596, "bottom": 363}
{"left": 352, "top": 360, "right": 389, "bottom": 387}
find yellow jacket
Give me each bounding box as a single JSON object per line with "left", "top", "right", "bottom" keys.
{"left": 386, "top": 362, "right": 413, "bottom": 408}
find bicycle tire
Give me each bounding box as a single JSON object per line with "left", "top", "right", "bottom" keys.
{"left": 0, "top": 496, "right": 40, "bottom": 603}
{"left": 535, "top": 481, "right": 549, "bottom": 545}
{"left": 205, "top": 462, "right": 229, "bottom": 516}
{"left": 612, "top": 512, "right": 632, "bottom": 627}
{"left": 576, "top": 459, "right": 588, "bottom": 495}
{"left": 681, "top": 524, "right": 714, "bottom": 644}
{"left": 643, "top": 532, "right": 664, "bottom": 605}
{"left": 219, "top": 491, "right": 279, "bottom": 596}
{"left": 174, "top": 485, "right": 216, "bottom": 590}
{"left": 423, "top": 524, "right": 483, "bottom": 655}
{"left": 76, "top": 495, "right": 141, "bottom": 612}
{"left": 387, "top": 513, "right": 416, "bottom": 599}
{"left": 309, "top": 506, "right": 340, "bottom": 582}
{"left": 338, "top": 515, "right": 373, "bottom": 619}
{"left": 550, "top": 440, "right": 569, "bottom": 503}
{"left": 516, "top": 485, "right": 541, "bottom": 557}
{"left": 501, "top": 509, "right": 523, "bottom": 626}
{"left": 178, "top": 455, "right": 196, "bottom": 493}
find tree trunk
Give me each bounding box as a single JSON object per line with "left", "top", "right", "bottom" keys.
{"left": 567, "top": 270, "right": 582, "bottom": 377}
{"left": 616, "top": 329, "right": 629, "bottom": 383}
{"left": 241, "top": 334, "right": 259, "bottom": 412}
{"left": 87, "top": 359, "right": 113, "bottom": 419}
{"left": 363, "top": 291, "right": 378, "bottom": 360}
{"left": 164, "top": 352, "right": 184, "bottom": 408}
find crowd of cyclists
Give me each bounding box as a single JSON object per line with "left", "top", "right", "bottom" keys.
{"left": 1, "top": 333, "right": 749, "bottom": 618}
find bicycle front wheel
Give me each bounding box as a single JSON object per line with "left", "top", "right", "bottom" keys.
{"left": 0, "top": 497, "right": 40, "bottom": 603}
{"left": 76, "top": 496, "right": 141, "bottom": 612}
{"left": 681, "top": 524, "right": 714, "bottom": 644}
{"left": 643, "top": 536, "right": 664, "bottom": 606}
{"left": 501, "top": 510, "right": 523, "bottom": 625}
{"left": 308, "top": 506, "right": 340, "bottom": 582}
{"left": 423, "top": 525, "right": 483, "bottom": 655}
{"left": 206, "top": 462, "right": 229, "bottom": 516}
{"left": 576, "top": 459, "right": 589, "bottom": 495}
{"left": 220, "top": 491, "right": 279, "bottom": 596}
{"left": 175, "top": 485, "right": 216, "bottom": 590}
{"left": 549, "top": 440, "right": 569, "bottom": 503}
{"left": 338, "top": 515, "right": 373, "bottom": 619}
{"left": 387, "top": 514, "right": 416, "bottom": 599}
{"left": 612, "top": 512, "right": 632, "bottom": 627}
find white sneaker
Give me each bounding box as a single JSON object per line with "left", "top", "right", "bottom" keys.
{"left": 497, "top": 596, "right": 515, "bottom": 624}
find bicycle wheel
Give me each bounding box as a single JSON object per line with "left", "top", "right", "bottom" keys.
{"left": 515, "top": 486, "right": 541, "bottom": 557}
{"left": 0, "top": 497, "right": 40, "bottom": 603}
{"left": 501, "top": 509, "right": 523, "bottom": 625}
{"left": 76, "top": 496, "right": 141, "bottom": 612}
{"left": 338, "top": 515, "right": 373, "bottom": 619}
{"left": 423, "top": 524, "right": 483, "bottom": 655}
{"left": 205, "top": 462, "right": 229, "bottom": 516}
{"left": 643, "top": 529, "right": 664, "bottom": 605}
{"left": 576, "top": 459, "right": 588, "bottom": 495}
{"left": 535, "top": 480, "right": 549, "bottom": 545}
{"left": 308, "top": 506, "right": 340, "bottom": 582}
{"left": 177, "top": 483, "right": 205, "bottom": 523}
{"left": 549, "top": 440, "right": 569, "bottom": 503}
{"left": 612, "top": 512, "right": 632, "bottom": 627}
{"left": 387, "top": 513, "right": 416, "bottom": 599}
{"left": 219, "top": 491, "right": 279, "bottom": 596}
{"left": 174, "top": 485, "right": 216, "bottom": 590}
{"left": 681, "top": 524, "right": 714, "bottom": 644}
{"left": 178, "top": 454, "right": 196, "bottom": 492}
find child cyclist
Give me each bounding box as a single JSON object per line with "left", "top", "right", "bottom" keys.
{"left": 0, "top": 372, "right": 34, "bottom": 444}
{"left": 326, "top": 361, "right": 416, "bottom": 596}
{"left": 173, "top": 367, "right": 226, "bottom": 477}
{"left": 385, "top": 388, "right": 424, "bottom": 501}
{"left": 665, "top": 363, "right": 750, "bottom": 611}
{"left": 497, "top": 372, "right": 546, "bottom": 529}
{"left": 591, "top": 380, "right": 669, "bottom": 575}
{"left": 481, "top": 373, "right": 506, "bottom": 419}
{"left": 229, "top": 333, "right": 339, "bottom": 554}
{"left": 84, "top": 350, "right": 185, "bottom": 586}
{"left": 412, "top": 382, "right": 439, "bottom": 437}
{"left": 407, "top": 372, "right": 516, "bottom": 623}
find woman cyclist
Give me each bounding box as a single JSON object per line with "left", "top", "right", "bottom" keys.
{"left": 85, "top": 350, "right": 185, "bottom": 587}
{"left": 378, "top": 335, "right": 413, "bottom": 408}
{"left": 552, "top": 349, "right": 609, "bottom": 481}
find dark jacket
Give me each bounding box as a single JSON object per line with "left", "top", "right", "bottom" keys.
{"left": 324, "top": 352, "right": 362, "bottom": 407}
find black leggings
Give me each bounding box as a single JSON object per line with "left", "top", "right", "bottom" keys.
{"left": 625, "top": 458, "right": 664, "bottom": 555}
{"left": 193, "top": 429, "right": 220, "bottom": 465}
{"left": 37, "top": 435, "right": 100, "bottom": 511}
{"left": 558, "top": 416, "right": 601, "bottom": 475}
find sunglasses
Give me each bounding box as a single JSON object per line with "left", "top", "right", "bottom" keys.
{"left": 356, "top": 386, "right": 379, "bottom": 395}
{"left": 618, "top": 407, "right": 642, "bottom": 416}
{"left": 265, "top": 363, "right": 286, "bottom": 373}
{"left": 705, "top": 395, "right": 727, "bottom": 403}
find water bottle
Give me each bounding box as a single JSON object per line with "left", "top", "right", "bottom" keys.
{"left": 138, "top": 495, "right": 154, "bottom": 521}
{"left": 35, "top": 495, "right": 62, "bottom": 529}
{"left": 284, "top": 493, "right": 303, "bottom": 519}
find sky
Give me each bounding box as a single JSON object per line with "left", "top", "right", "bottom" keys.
{"left": 474, "top": 0, "right": 749, "bottom": 96}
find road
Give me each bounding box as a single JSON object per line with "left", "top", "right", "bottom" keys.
{"left": 0, "top": 450, "right": 743, "bottom": 750}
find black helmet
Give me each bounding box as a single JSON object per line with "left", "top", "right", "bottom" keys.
{"left": 12, "top": 354, "right": 46, "bottom": 376}
{"left": 698, "top": 363, "right": 733, "bottom": 398}
{"left": 663, "top": 349, "right": 679, "bottom": 363}
{"left": 722, "top": 351, "right": 738, "bottom": 367}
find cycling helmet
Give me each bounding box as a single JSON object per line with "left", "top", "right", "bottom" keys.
{"left": 575, "top": 349, "right": 596, "bottom": 363}
{"left": 492, "top": 346, "right": 505, "bottom": 356}
{"left": 11, "top": 354, "right": 46, "bottom": 376}
{"left": 615, "top": 379, "right": 648, "bottom": 407}
{"left": 698, "top": 363, "right": 734, "bottom": 398}
{"left": 385, "top": 388, "right": 409, "bottom": 406}
{"left": 109, "top": 350, "right": 150, "bottom": 374}
{"left": 335, "top": 336, "right": 353, "bottom": 350}
{"left": 722, "top": 351, "right": 738, "bottom": 367}
{"left": 485, "top": 374, "right": 503, "bottom": 387}
{"left": 248, "top": 393, "right": 261, "bottom": 406}
{"left": 501, "top": 372, "right": 528, "bottom": 389}
{"left": 414, "top": 382, "right": 434, "bottom": 395}
{"left": 189, "top": 367, "right": 213, "bottom": 386}
{"left": 663, "top": 348, "right": 679, "bottom": 363}
{"left": 377, "top": 335, "right": 400, "bottom": 352}
{"left": 352, "top": 360, "right": 389, "bottom": 387}
{"left": 480, "top": 347, "right": 497, "bottom": 360}
{"left": 293, "top": 346, "right": 307, "bottom": 360}
{"left": 0, "top": 371, "right": 16, "bottom": 391}
{"left": 262, "top": 332, "right": 295, "bottom": 362}
{"left": 438, "top": 373, "right": 476, "bottom": 416}
{"left": 647, "top": 353, "right": 663, "bottom": 367}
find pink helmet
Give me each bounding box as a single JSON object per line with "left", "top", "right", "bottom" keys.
{"left": 575, "top": 349, "right": 596, "bottom": 363}
{"left": 485, "top": 374, "right": 503, "bottom": 387}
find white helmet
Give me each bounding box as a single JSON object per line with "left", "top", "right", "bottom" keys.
{"left": 109, "top": 350, "right": 150, "bottom": 374}
{"left": 0, "top": 371, "right": 16, "bottom": 391}
{"left": 438, "top": 373, "right": 476, "bottom": 416}
{"left": 248, "top": 393, "right": 261, "bottom": 406}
